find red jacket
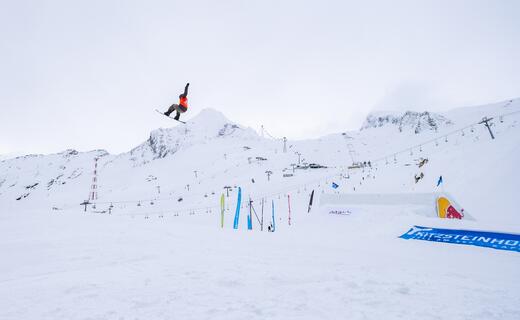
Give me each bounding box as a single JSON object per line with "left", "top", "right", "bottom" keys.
{"left": 179, "top": 96, "right": 188, "bottom": 108}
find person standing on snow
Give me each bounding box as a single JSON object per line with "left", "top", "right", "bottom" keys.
{"left": 164, "top": 83, "right": 189, "bottom": 120}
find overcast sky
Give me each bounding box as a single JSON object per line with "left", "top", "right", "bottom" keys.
{"left": 1, "top": 0, "right": 519, "bottom": 155}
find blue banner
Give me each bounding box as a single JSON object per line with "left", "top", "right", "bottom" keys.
{"left": 400, "top": 226, "right": 520, "bottom": 252}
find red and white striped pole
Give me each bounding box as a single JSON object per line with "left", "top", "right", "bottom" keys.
{"left": 89, "top": 157, "right": 99, "bottom": 201}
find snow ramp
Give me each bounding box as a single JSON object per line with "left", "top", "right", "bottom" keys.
{"left": 319, "top": 192, "right": 473, "bottom": 220}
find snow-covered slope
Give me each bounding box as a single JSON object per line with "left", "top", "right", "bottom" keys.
{"left": 0, "top": 149, "right": 111, "bottom": 209}
{"left": 1, "top": 99, "right": 520, "bottom": 319}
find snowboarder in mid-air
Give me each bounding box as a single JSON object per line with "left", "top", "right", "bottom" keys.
{"left": 163, "top": 83, "right": 189, "bottom": 121}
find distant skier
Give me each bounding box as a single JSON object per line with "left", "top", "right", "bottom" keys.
{"left": 164, "top": 83, "right": 189, "bottom": 121}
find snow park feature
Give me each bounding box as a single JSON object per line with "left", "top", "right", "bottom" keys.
{"left": 436, "top": 194, "right": 466, "bottom": 219}
{"left": 1, "top": 99, "right": 520, "bottom": 319}
{"left": 319, "top": 192, "right": 474, "bottom": 219}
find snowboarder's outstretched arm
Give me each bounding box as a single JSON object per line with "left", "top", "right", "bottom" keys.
{"left": 182, "top": 83, "right": 189, "bottom": 97}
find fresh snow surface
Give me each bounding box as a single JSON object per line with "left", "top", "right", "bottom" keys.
{"left": 1, "top": 99, "right": 520, "bottom": 319}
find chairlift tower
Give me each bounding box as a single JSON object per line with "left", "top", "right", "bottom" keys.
{"left": 265, "top": 170, "right": 273, "bottom": 181}
{"left": 479, "top": 117, "right": 495, "bottom": 140}
{"left": 342, "top": 133, "right": 357, "bottom": 165}
{"left": 224, "top": 186, "right": 233, "bottom": 197}
{"left": 295, "top": 152, "right": 302, "bottom": 165}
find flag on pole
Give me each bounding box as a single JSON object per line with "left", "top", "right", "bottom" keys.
{"left": 307, "top": 190, "right": 315, "bottom": 213}
{"left": 437, "top": 175, "right": 443, "bottom": 187}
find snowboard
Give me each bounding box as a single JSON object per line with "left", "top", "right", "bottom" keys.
{"left": 155, "top": 109, "right": 186, "bottom": 124}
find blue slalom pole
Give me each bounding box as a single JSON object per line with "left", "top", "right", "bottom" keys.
{"left": 233, "top": 187, "right": 242, "bottom": 229}
{"left": 247, "top": 197, "right": 253, "bottom": 230}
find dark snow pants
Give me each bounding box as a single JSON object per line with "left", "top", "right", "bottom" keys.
{"left": 164, "top": 104, "right": 187, "bottom": 118}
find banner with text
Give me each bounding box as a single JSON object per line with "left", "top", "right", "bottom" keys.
{"left": 400, "top": 226, "right": 520, "bottom": 252}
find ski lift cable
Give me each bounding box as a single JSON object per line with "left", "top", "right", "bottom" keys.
{"left": 369, "top": 109, "right": 520, "bottom": 165}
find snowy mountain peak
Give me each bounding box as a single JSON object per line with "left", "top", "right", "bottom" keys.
{"left": 361, "top": 110, "right": 453, "bottom": 133}
{"left": 126, "top": 109, "right": 258, "bottom": 165}
{"left": 184, "top": 108, "right": 249, "bottom": 137}
{"left": 186, "top": 108, "right": 230, "bottom": 124}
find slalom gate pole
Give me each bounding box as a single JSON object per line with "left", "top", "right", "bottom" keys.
{"left": 288, "top": 194, "right": 292, "bottom": 226}
{"left": 261, "top": 198, "right": 264, "bottom": 231}
{"left": 220, "top": 193, "right": 225, "bottom": 228}
{"left": 307, "top": 190, "right": 314, "bottom": 213}
{"left": 233, "top": 187, "right": 242, "bottom": 229}
{"left": 251, "top": 202, "right": 261, "bottom": 226}
{"left": 272, "top": 200, "right": 276, "bottom": 232}
{"left": 247, "top": 197, "right": 253, "bottom": 230}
